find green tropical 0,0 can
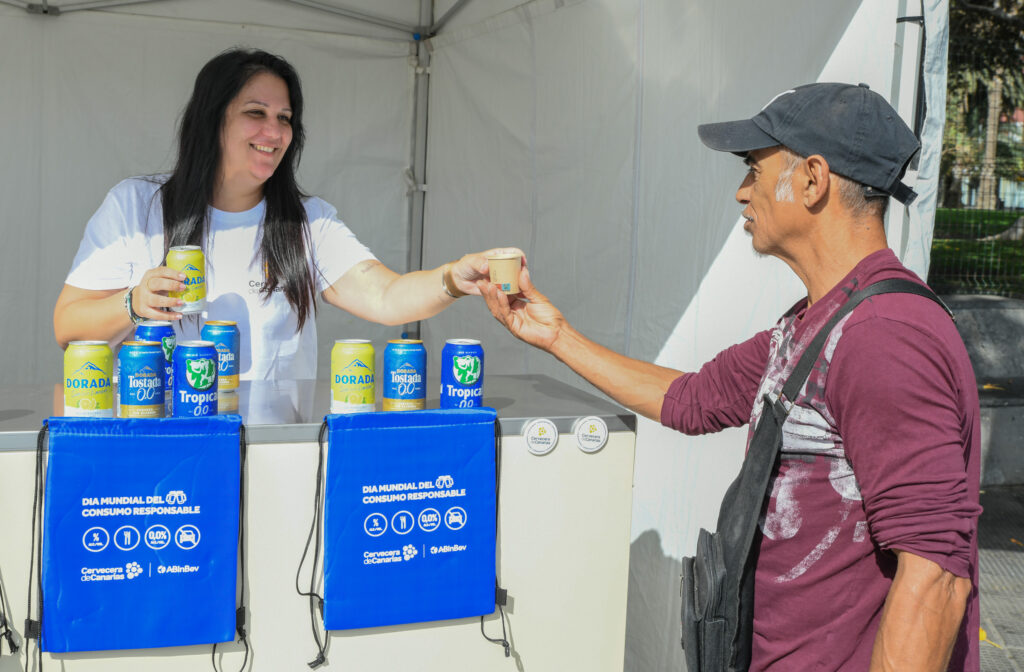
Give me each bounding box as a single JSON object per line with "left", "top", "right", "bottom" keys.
{"left": 172, "top": 340, "right": 218, "bottom": 417}
{"left": 166, "top": 245, "right": 206, "bottom": 313}
{"left": 440, "top": 339, "right": 484, "bottom": 408}
{"left": 64, "top": 340, "right": 114, "bottom": 417}
{"left": 135, "top": 320, "right": 175, "bottom": 413}
{"left": 331, "top": 339, "right": 375, "bottom": 413}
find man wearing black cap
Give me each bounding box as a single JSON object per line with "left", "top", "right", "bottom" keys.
{"left": 481, "top": 82, "right": 980, "bottom": 671}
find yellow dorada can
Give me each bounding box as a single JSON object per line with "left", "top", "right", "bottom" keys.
{"left": 331, "top": 339, "right": 376, "bottom": 413}
{"left": 64, "top": 341, "right": 114, "bottom": 417}
{"left": 166, "top": 245, "right": 206, "bottom": 313}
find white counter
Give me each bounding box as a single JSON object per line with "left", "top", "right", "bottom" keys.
{"left": 0, "top": 375, "right": 636, "bottom": 672}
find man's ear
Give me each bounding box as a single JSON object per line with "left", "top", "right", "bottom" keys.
{"left": 802, "top": 154, "right": 831, "bottom": 209}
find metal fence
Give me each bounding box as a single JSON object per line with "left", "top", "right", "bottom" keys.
{"left": 927, "top": 208, "right": 1024, "bottom": 298}
{"left": 928, "top": 48, "right": 1024, "bottom": 298}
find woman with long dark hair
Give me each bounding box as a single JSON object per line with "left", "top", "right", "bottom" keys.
{"left": 53, "top": 48, "right": 518, "bottom": 380}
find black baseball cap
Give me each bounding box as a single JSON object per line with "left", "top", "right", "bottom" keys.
{"left": 697, "top": 82, "right": 920, "bottom": 205}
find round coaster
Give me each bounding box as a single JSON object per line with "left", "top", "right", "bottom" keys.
{"left": 523, "top": 418, "right": 559, "bottom": 456}
{"left": 573, "top": 415, "right": 608, "bottom": 454}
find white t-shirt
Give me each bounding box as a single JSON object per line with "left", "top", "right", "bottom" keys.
{"left": 65, "top": 177, "right": 377, "bottom": 380}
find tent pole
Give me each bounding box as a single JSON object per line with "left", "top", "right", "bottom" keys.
{"left": 404, "top": 0, "right": 432, "bottom": 341}
{"left": 888, "top": 0, "right": 925, "bottom": 259}
{"left": 3, "top": 0, "right": 176, "bottom": 14}
{"left": 278, "top": 0, "right": 419, "bottom": 36}
{"left": 430, "top": 0, "right": 473, "bottom": 35}
{"left": 48, "top": 0, "right": 171, "bottom": 13}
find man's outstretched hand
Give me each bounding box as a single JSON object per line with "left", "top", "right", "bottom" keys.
{"left": 478, "top": 266, "right": 566, "bottom": 354}
{"left": 478, "top": 262, "right": 683, "bottom": 422}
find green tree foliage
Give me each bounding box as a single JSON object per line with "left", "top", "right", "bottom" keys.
{"left": 949, "top": 1, "right": 1024, "bottom": 88}
{"left": 940, "top": 0, "right": 1024, "bottom": 208}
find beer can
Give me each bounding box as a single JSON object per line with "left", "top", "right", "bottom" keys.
{"left": 440, "top": 339, "right": 485, "bottom": 409}
{"left": 331, "top": 339, "right": 375, "bottom": 413}
{"left": 166, "top": 245, "right": 206, "bottom": 313}
{"left": 172, "top": 340, "right": 218, "bottom": 417}
{"left": 201, "top": 320, "right": 240, "bottom": 390}
{"left": 117, "top": 341, "right": 165, "bottom": 418}
{"left": 383, "top": 339, "right": 426, "bottom": 411}
{"left": 64, "top": 341, "right": 114, "bottom": 417}
{"left": 135, "top": 320, "right": 175, "bottom": 413}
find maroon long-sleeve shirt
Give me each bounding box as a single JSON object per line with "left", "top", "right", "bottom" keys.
{"left": 662, "top": 249, "right": 981, "bottom": 671}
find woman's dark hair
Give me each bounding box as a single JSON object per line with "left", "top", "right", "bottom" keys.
{"left": 160, "top": 47, "right": 316, "bottom": 330}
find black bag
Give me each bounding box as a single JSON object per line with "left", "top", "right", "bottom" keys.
{"left": 680, "top": 392, "right": 785, "bottom": 672}
{"left": 679, "top": 279, "right": 952, "bottom": 672}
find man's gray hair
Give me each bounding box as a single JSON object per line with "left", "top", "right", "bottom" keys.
{"left": 774, "top": 150, "right": 801, "bottom": 202}
{"left": 775, "top": 148, "right": 888, "bottom": 219}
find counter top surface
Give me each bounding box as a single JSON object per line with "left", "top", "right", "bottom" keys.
{"left": 0, "top": 375, "right": 635, "bottom": 449}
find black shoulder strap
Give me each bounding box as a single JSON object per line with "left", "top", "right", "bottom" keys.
{"left": 780, "top": 278, "right": 952, "bottom": 404}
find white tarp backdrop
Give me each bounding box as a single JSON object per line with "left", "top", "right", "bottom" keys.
{"left": 421, "top": 2, "right": 941, "bottom": 669}
{"left": 0, "top": 0, "right": 943, "bottom": 670}
{"left": 1, "top": 0, "right": 417, "bottom": 387}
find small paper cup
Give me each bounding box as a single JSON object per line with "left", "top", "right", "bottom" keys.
{"left": 487, "top": 254, "right": 522, "bottom": 294}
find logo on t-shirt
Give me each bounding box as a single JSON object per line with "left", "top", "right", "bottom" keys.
{"left": 248, "top": 279, "right": 286, "bottom": 296}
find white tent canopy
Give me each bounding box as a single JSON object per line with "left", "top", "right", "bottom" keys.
{"left": 0, "top": 0, "right": 946, "bottom": 669}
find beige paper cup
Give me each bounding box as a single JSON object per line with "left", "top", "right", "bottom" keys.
{"left": 487, "top": 254, "right": 522, "bottom": 294}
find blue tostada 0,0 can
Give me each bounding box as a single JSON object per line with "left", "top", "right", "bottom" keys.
{"left": 440, "top": 339, "right": 484, "bottom": 408}
{"left": 135, "top": 320, "right": 176, "bottom": 413}
{"left": 118, "top": 341, "right": 165, "bottom": 418}
{"left": 201, "top": 320, "right": 240, "bottom": 390}
{"left": 383, "top": 339, "right": 426, "bottom": 411}
{"left": 172, "top": 340, "right": 218, "bottom": 417}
